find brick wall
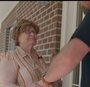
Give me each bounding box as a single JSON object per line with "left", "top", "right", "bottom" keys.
{"left": 0, "top": 1, "right": 63, "bottom": 64}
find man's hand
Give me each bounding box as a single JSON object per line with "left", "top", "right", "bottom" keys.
{"left": 58, "top": 79, "right": 62, "bottom": 87}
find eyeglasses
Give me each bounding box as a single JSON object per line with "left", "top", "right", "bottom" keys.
{"left": 25, "top": 30, "right": 37, "bottom": 35}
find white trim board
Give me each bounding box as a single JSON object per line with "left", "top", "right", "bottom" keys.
{"left": 61, "top": 1, "right": 78, "bottom": 87}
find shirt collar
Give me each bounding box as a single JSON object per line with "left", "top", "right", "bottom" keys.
{"left": 16, "top": 46, "right": 28, "bottom": 58}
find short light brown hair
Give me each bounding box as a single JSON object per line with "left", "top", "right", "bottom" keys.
{"left": 12, "top": 19, "right": 40, "bottom": 46}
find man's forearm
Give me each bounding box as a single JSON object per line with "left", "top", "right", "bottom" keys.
{"left": 43, "top": 38, "right": 90, "bottom": 82}
{"left": 44, "top": 52, "right": 77, "bottom": 82}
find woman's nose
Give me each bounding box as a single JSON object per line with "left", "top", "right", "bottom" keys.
{"left": 30, "top": 32, "right": 35, "bottom": 36}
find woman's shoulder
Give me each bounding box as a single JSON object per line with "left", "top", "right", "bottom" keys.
{"left": 0, "top": 50, "right": 16, "bottom": 61}
{"left": 0, "top": 52, "right": 7, "bottom": 59}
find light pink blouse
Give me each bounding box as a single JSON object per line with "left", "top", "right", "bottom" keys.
{"left": 0, "top": 46, "right": 48, "bottom": 87}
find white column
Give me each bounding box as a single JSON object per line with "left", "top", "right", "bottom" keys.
{"left": 61, "top": 1, "right": 78, "bottom": 87}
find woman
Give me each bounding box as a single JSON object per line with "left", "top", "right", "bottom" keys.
{"left": 0, "top": 19, "right": 61, "bottom": 87}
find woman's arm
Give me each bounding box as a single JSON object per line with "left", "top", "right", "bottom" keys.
{"left": 0, "top": 57, "right": 21, "bottom": 87}
{"left": 0, "top": 56, "right": 43, "bottom": 87}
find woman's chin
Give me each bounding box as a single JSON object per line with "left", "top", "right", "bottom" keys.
{"left": 29, "top": 42, "right": 35, "bottom": 45}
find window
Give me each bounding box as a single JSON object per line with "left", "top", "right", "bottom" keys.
{"left": 8, "top": 26, "right": 15, "bottom": 51}
{"left": 2, "top": 29, "right": 7, "bottom": 52}
{"left": 72, "top": 63, "right": 81, "bottom": 87}
{"left": 8, "top": 19, "right": 18, "bottom": 51}
{"left": 3, "top": 19, "right": 18, "bottom": 52}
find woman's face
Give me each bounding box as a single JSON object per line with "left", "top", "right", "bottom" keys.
{"left": 18, "top": 26, "right": 37, "bottom": 46}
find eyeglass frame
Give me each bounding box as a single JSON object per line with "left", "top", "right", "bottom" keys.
{"left": 24, "top": 30, "right": 37, "bottom": 35}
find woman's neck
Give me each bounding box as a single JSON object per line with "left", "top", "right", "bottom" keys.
{"left": 20, "top": 44, "right": 34, "bottom": 55}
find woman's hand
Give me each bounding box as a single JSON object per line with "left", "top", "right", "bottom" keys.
{"left": 50, "top": 50, "right": 58, "bottom": 62}
{"left": 31, "top": 82, "right": 42, "bottom": 87}
{"left": 58, "top": 79, "right": 62, "bottom": 87}
{"left": 38, "top": 80, "right": 54, "bottom": 87}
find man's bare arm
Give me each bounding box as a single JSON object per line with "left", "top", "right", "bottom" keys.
{"left": 44, "top": 37, "right": 90, "bottom": 82}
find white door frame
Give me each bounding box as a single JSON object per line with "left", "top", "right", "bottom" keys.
{"left": 61, "top": 1, "right": 78, "bottom": 87}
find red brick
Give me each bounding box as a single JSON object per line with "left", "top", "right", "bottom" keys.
{"left": 53, "top": 23, "right": 57, "bottom": 28}
{"left": 48, "top": 49, "right": 52, "bottom": 54}
{"left": 39, "top": 29, "right": 43, "bottom": 33}
{"left": 33, "top": 18, "right": 36, "bottom": 21}
{"left": 47, "top": 7, "right": 52, "bottom": 13}
{"left": 40, "top": 18, "right": 43, "bottom": 23}
{"left": 52, "top": 16, "right": 57, "bottom": 22}
{"left": 19, "top": 1, "right": 24, "bottom": 6}
{"left": 53, "top": 36, "right": 60, "bottom": 41}
{"left": 43, "top": 38, "right": 47, "bottom": 43}
{"left": 45, "top": 44, "right": 49, "bottom": 49}
{"left": 43, "top": 56, "right": 49, "bottom": 61}
{"left": 42, "top": 11, "right": 46, "bottom": 17}
{"left": 56, "top": 42, "right": 60, "bottom": 48}
{"left": 53, "top": 22, "right": 61, "bottom": 28}
{"left": 38, "top": 40, "right": 42, "bottom": 44}
{"left": 40, "top": 45, "right": 43, "bottom": 49}
{"left": 58, "top": 3, "right": 62, "bottom": 9}
{"left": 42, "top": 50, "right": 46, "bottom": 55}
{"left": 53, "top": 3, "right": 62, "bottom": 10}
{"left": 50, "top": 43, "right": 55, "bottom": 48}
{"left": 34, "top": 8, "right": 37, "bottom": 12}
{"left": 40, "top": 7, "right": 45, "bottom": 13}
{"left": 51, "top": 29, "right": 61, "bottom": 35}
{"left": 50, "top": 12, "right": 54, "bottom": 18}
{"left": 42, "top": 22, "right": 45, "bottom": 28}
{"left": 41, "top": 34, "right": 44, "bottom": 38}
{"left": 37, "top": 5, "right": 42, "bottom": 10}
{"left": 44, "top": 26, "right": 48, "bottom": 32}
{"left": 57, "top": 16, "right": 62, "bottom": 21}
{"left": 55, "top": 9, "right": 62, "bottom": 15}
{"left": 38, "top": 14, "right": 41, "bottom": 19}
{"left": 47, "top": 19, "right": 51, "bottom": 25}
{"left": 46, "top": 31, "right": 50, "bottom": 36}
{"left": 36, "top": 11, "right": 39, "bottom": 15}
{"left": 48, "top": 37, "right": 52, "bottom": 42}
{"left": 52, "top": 16, "right": 62, "bottom": 23}
{"left": 45, "top": 2, "right": 50, "bottom": 9}
{"left": 51, "top": 1, "right": 56, "bottom": 6}
{"left": 31, "top": 11, "right": 33, "bottom": 15}
{"left": 53, "top": 3, "right": 58, "bottom": 10}
{"left": 49, "top": 24, "right": 53, "bottom": 30}
{"left": 45, "top": 15, "right": 49, "bottom": 20}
